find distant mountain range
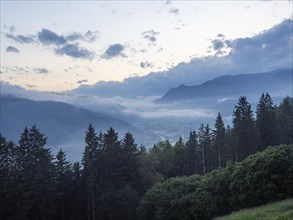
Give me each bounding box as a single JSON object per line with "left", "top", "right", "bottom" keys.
{"left": 159, "top": 69, "right": 292, "bottom": 102}
{"left": 0, "top": 96, "right": 143, "bottom": 160}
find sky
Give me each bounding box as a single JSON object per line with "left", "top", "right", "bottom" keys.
{"left": 1, "top": 0, "right": 292, "bottom": 92}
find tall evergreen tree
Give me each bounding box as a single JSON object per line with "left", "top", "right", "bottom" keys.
{"left": 185, "top": 131, "right": 198, "bottom": 175}
{"left": 173, "top": 136, "right": 187, "bottom": 176}
{"left": 103, "top": 127, "right": 124, "bottom": 186}
{"left": 17, "top": 125, "right": 57, "bottom": 220}
{"left": 275, "top": 96, "right": 293, "bottom": 144}
{"left": 224, "top": 125, "right": 235, "bottom": 163}
{"left": 232, "top": 97, "right": 256, "bottom": 161}
{"left": 121, "top": 132, "right": 139, "bottom": 187}
{"left": 54, "top": 149, "right": 72, "bottom": 220}
{"left": 0, "top": 134, "right": 18, "bottom": 220}
{"left": 198, "top": 124, "right": 211, "bottom": 175}
{"left": 213, "top": 113, "right": 225, "bottom": 168}
{"left": 82, "top": 124, "right": 99, "bottom": 220}
{"left": 256, "top": 93, "right": 276, "bottom": 150}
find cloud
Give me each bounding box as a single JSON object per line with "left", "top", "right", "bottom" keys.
{"left": 4, "top": 28, "right": 98, "bottom": 59}
{"left": 102, "top": 43, "right": 125, "bottom": 59}
{"left": 140, "top": 62, "right": 153, "bottom": 68}
{"left": 5, "top": 34, "right": 35, "bottom": 44}
{"left": 169, "top": 8, "right": 179, "bottom": 15}
{"left": 217, "top": 97, "right": 237, "bottom": 103}
{"left": 38, "top": 28, "right": 66, "bottom": 45}
{"left": 55, "top": 43, "right": 95, "bottom": 59}
{"left": 65, "top": 30, "right": 99, "bottom": 43}
{"left": 212, "top": 39, "right": 225, "bottom": 50}
{"left": 77, "top": 79, "right": 88, "bottom": 84}
{"left": 141, "top": 30, "right": 160, "bottom": 44}
{"left": 73, "top": 19, "right": 292, "bottom": 98}
{"left": 6, "top": 46, "right": 20, "bottom": 53}
{"left": 34, "top": 68, "right": 49, "bottom": 74}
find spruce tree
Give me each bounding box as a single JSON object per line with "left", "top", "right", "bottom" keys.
{"left": 232, "top": 97, "right": 256, "bottom": 161}
{"left": 173, "top": 136, "right": 187, "bottom": 176}
{"left": 54, "top": 149, "right": 72, "bottom": 220}
{"left": 82, "top": 124, "right": 99, "bottom": 220}
{"left": 0, "top": 134, "right": 18, "bottom": 220}
{"left": 275, "top": 96, "right": 293, "bottom": 144}
{"left": 185, "top": 131, "right": 198, "bottom": 175}
{"left": 198, "top": 124, "right": 211, "bottom": 175}
{"left": 17, "top": 125, "right": 57, "bottom": 220}
{"left": 213, "top": 113, "right": 225, "bottom": 168}
{"left": 121, "top": 132, "right": 139, "bottom": 188}
{"left": 256, "top": 93, "right": 276, "bottom": 150}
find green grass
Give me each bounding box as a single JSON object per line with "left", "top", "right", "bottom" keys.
{"left": 214, "top": 199, "right": 293, "bottom": 220}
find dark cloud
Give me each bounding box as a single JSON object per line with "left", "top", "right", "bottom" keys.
{"left": 140, "top": 62, "right": 153, "bottom": 69}
{"left": 141, "top": 30, "right": 160, "bottom": 44}
{"left": 102, "top": 44, "right": 125, "bottom": 59}
{"left": 38, "top": 29, "right": 66, "bottom": 45}
{"left": 169, "top": 8, "right": 179, "bottom": 15}
{"left": 212, "top": 39, "right": 225, "bottom": 50}
{"left": 77, "top": 79, "right": 88, "bottom": 84}
{"left": 6, "top": 34, "right": 35, "bottom": 44}
{"left": 6, "top": 46, "right": 20, "bottom": 53}
{"left": 34, "top": 68, "right": 49, "bottom": 74}
{"left": 55, "top": 44, "right": 95, "bottom": 59}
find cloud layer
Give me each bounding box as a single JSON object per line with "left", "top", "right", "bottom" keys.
{"left": 74, "top": 19, "right": 293, "bottom": 97}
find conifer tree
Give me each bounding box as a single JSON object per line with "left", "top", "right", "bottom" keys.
{"left": 54, "top": 149, "right": 72, "bottom": 220}
{"left": 17, "top": 125, "right": 57, "bottom": 220}
{"left": 82, "top": 124, "right": 99, "bottom": 220}
{"left": 275, "top": 96, "right": 293, "bottom": 144}
{"left": 185, "top": 131, "right": 198, "bottom": 175}
{"left": 0, "top": 134, "right": 17, "bottom": 220}
{"left": 256, "top": 93, "right": 276, "bottom": 150}
{"left": 121, "top": 132, "right": 139, "bottom": 188}
{"left": 198, "top": 124, "right": 211, "bottom": 175}
{"left": 232, "top": 97, "right": 256, "bottom": 161}
{"left": 213, "top": 113, "right": 225, "bottom": 168}
{"left": 173, "top": 136, "right": 187, "bottom": 176}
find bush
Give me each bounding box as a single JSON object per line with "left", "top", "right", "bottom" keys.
{"left": 138, "top": 175, "right": 201, "bottom": 220}
{"left": 138, "top": 145, "right": 293, "bottom": 220}
{"left": 229, "top": 144, "right": 293, "bottom": 210}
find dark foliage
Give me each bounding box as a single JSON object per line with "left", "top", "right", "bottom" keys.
{"left": 0, "top": 94, "right": 292, "bottom": 220}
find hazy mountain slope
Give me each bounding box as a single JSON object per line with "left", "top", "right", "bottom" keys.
{"left": 159, "top": 69, "right": 292, "bottom": 102}
{"left": 0, "top": 96, "right": 143, "bottom": 160}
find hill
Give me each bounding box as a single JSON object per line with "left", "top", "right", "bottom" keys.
{"left": 0, "top": 96, "right": 142, "bottom": 160}
{"left": 214, "top": 198, "right": 293, "bottom": 220}
{"left": 159, "top": 69, "right": 292, "bottom": 102}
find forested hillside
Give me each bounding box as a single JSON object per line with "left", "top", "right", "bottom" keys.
{"left": 1, "top": 94, "right": 292, "bottom": 220}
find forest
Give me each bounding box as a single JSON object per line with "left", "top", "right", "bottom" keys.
{"left": 0, "top": 93, "right": 293, "bottom": 220}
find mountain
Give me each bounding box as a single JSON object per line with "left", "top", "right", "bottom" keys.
{"left": 158, "top": 69, "right": 292, "bottom": 103}
{"left": 0, "top": 96, "right": 143, "bottom": 160}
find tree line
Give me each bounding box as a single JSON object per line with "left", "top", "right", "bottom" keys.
{"left": 0, "top": 93, "right": 292, "bottom": 220}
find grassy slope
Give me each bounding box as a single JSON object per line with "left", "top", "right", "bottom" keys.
{"left": 214, "top": 199, "right": 293, "bottom": 220}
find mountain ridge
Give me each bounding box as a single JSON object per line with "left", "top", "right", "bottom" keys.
{"left": 0, "top": 96, "right": 144, "bottom": 160}
{"left": 158, "top": 68, "right": 292, "bottom": 102}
